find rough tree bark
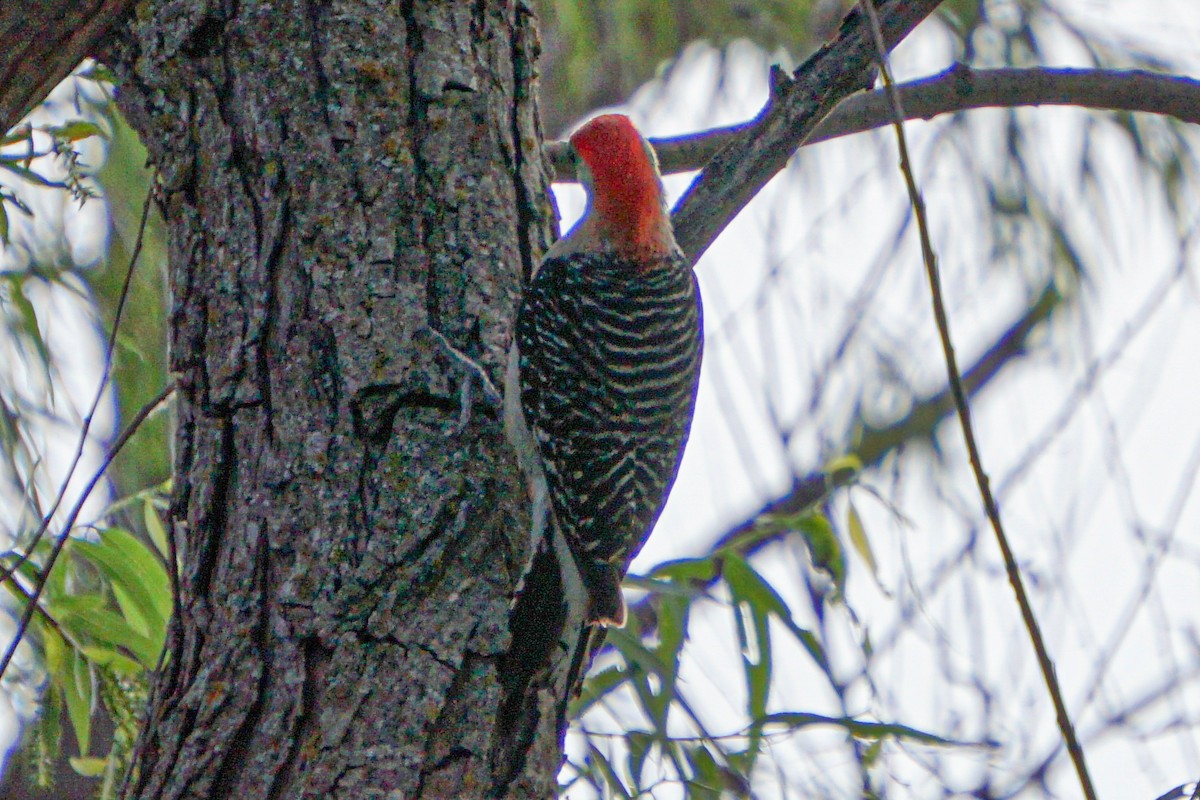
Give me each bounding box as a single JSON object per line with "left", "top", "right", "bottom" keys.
{"left": 108, "top": 1, "right": 565, "bottom": 797}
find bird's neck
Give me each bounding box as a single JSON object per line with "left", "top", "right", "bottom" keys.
{"left": 548, "top": 202, "right": 677, "bottom": 264}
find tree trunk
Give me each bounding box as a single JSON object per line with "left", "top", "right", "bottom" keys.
{"left": 108, "top": 1, "right": 569, "bottom": 796}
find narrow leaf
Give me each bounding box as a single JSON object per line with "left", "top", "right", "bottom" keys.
{"left": 143, "top": 498, "right": 170, "bottom": 560}
{"left": 760, "top": 712, "right": 955, "bottom": 745}
{"left": 75, "top": 527, "right": 170, "bottom": 648}
{"left": 51, "top": 121, "right": 106, "bottom": 142}
{"left": 587, "top": 744, "right": 632, "bottom": 800}
{"left": 69, "top": 756, "right": 109, "bottom": 776}
{"left": 847, "top": 501, "right": 878, "bottom": 576}
{"left": 80, "top": 645, "right": 143, "bottom": 677}
{"left": 64, "top": 649, "right": 93, "bottom": 754}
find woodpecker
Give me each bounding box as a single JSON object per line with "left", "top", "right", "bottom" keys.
{"left": 505, "top": 114, "right": 703, "bottom": 627}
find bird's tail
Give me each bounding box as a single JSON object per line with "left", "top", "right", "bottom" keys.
{"left": 584, "top": 560, "right": 626, "bottom": 628}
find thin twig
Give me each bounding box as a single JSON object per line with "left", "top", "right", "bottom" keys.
{"left": 0, "top": 184, "right": 154, "bottom": 586}
{"left": 857, "top": 2, "right": 1097, "bottom": 798}
{"left": 0, "top": 382, "right": 174, "bottom": 681}
{"left": 0, "top": 183, "right": 164, "bottom": 682}
{"left": 0, "top": 566, "right": 79, "bottom": 650}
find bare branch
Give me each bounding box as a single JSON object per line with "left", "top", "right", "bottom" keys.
{"left": 662, "top": 0, "right": 948, "bottom": 263}
{"left": 546, "top": 66, "right": 1200, "bottom": 180}
{"left": 856, "top": 281, "right": 1062, "bottom": 467}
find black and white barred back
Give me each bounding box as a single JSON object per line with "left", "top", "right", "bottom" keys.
{"left": 516, "top": 250, "right": 703, "bottom": 624}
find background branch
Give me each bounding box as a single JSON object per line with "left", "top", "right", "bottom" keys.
{"left": 856, "top": 281, "right": 1062, "bottom": 467}
{"left": 546, "top": 66, "right": 1200, "bottom": 181}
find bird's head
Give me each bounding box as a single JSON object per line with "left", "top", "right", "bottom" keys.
{"left": 567, "top": 114, "right": 674, "bottom": 259}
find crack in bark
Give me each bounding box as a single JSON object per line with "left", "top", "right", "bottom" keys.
{"left": 398, "top": 0, "right": 440, "bottom": 335}
{"left": 414, "top": 650, "right": 485, "bottom": 797}
{"left": 192, "top": 413, "right": 236, "bottom": 601}
{"left": 254, "top": 194, "right": 290, "bottom": 442}
{"left": 351, "top": 384, "right": 464, "bottom": 442}
{"left": 301, "top": 0, "right": 335, "bottom": 146}
{"left": 208, "top": 523, "right": 272, "bottom": 796}
{"left": 506, "top": 0, "right": 546, "bottom": 284}
{"left": 266, "top": 636, "right": 329, "bottom": 800}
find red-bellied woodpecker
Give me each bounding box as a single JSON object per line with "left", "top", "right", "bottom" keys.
{"left": 505, "top": 114, "right": 703, "bottom": 627}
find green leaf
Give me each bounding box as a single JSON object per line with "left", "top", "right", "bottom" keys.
{"left": 825, "top": 453, "right": 862, "bottom": 486}
{"left": 685, "top": 744, "right": 748, "bottom": 800}
{"left": 55, "top": 601, "right": 159, "bottom": 667}
{"left": 0, "top": 199, "right": 8, "bottom": 244}
{"left": 143, "top": 497, "right": 171, "bottom": 560}
{"left": 862, "top": 737, "right": 884, "bottom": 768}
{"left": 50, "top": 121, "right": 106, "bottom": 143}
{"left": 586, "top": 743, "right": 631, "bottom": 800}
{"left": 76, "top": 63, "right": 118, "bottom": 83}
{"left": 759, "top": 712, "right": 954, "bottom": 745}
{"left": 605, "top": 626, "right": 672, "bottom": 679}
{"left": 48, "top": 592, "right": 107, "bottom": 616}
{"left": 35, "top": 683, "right": 64, "bottom": 786}
{"left": 721, "top": 551, "right": 791, "bottom": 618}
{"left": 574, "top": 664, "right": 628, "bottom": 716}
{"left": 685, "top": 745, "right": 724, "bottom": 800}
{"left": 1, "top": 127, "right": 31, "bottom": 147}
{"left": 847, "top": 501, "right": 878, "bottom": 576}
{"left": 796, "top": 513, "right": 846, "bottom": 596}
{"left": 647, "top": 556, "right": 717, "bottom": 582}
{"left": 722, "top": 555, "right": 773, "bottom": 731}
{"left": 626, "top": 730, "right": 654, "bottom": 790}
{"left": 80, "top": 645, "right": 144, "bottom": 677}
{"left": 42, "top": 538, "right": 73, "bottom": 601}
{"left": 605, "top": 627, "right": 673, "bottom": 729}
{"left": 792, "top": 625, "right": 828, "bottom": 672}
{"left": 64, "top": 649, "right": 94, "bottom": 754}
{"left": 69, "top": 756, "right": 109, "bottom": 776}
{"left": 653, "top": 588, "right": 690, "bottom": 679}
{"left": 74, "top": 527, "right": 170, "bottom": 650}
{"left": 2, "top": 273, "right": 52, "bottom": 378}
{"left": 719, "top": 548, "right": 828, "bottom": 675}
{"left": 112, "top": 581, "right": 152, "bottom": 637}
{"left": 621, "top": 573, "right": 702, "bottom": 600}
{"left": 41, "top": 622, "right": 68, "bottom": 678}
